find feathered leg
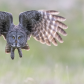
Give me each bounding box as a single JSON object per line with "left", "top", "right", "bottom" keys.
{"left": 11, "top": 47, "right": 15, "bottom": 60}
{"left": 17, "top": 48, "right": 22, "bottom": 58}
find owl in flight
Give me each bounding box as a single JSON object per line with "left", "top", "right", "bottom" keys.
{"left": 0, "top": 10, "right": 68, "bottom": 59}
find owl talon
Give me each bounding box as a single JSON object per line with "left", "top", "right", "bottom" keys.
{"left": 5, "top": 43, "right": 11, "bottom": 53}
{"left": 20, "top": 55, "right": 22, "bottom": 58}
{"left": 5, "top": 50, "right": 11, "bottom": 53}
{"left": 22, "top": 44, "right": 30, "bottom": 51}
{"left": 11, "top": 56, "right": 14, "bottom": 60}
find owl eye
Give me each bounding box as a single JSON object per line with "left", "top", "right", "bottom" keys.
{"left": 18, "top": 37, "right": 20, "bottom": 39}
{"left": 12, "top": 36, "right": 15, "bottom": 39}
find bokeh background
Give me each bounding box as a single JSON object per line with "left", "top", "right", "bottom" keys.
{"left": 0, "top": 0, "right": 84, "bottom": 84}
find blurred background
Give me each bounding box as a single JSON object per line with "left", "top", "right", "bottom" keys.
{"left": 0, "top": 0, "right": 84, "bottom": 84}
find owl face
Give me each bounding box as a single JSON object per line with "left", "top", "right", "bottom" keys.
{"left": 6, "top": 30, "right": 27, "bottom": 48}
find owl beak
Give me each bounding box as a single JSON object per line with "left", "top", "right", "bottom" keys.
{"left": 15, "top": 40, "right": 17, "bottom": 43}
{"left": 15, "top": 40, "right": 18, "bottom": 47}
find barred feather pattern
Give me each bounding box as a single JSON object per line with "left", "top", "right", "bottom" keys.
{"left": 32, "top": 10, "right": 68, "bottom": 46}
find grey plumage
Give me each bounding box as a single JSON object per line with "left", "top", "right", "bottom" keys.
{"left": 0, "top": 10, "right": 68, "bottom": 59}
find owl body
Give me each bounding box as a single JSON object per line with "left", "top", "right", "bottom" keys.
{"left": 0, "top": 10, "right": 68, "bottom": 59}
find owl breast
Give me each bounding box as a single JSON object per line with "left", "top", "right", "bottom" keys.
{"left": 6, "top": 29, "right": 27, "bottom": 48}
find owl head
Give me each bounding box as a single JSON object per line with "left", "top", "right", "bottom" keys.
{"left": 6, "top": 26, "right": 28, "bottom": 48}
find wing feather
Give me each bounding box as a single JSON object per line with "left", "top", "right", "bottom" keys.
{"left": 46, "top": 10, "right": 60, "bottom": 15}
{"left": 0, "top": 11, "right": 13, "bottom": 39}
{"left": 52, "top": 38, "right": 58, "bottom": 46}
{"left": 19, "top": 10, "right": 68, "bottom": 46}
{"left": 55, "top": 32, "right": 63, "bottom": 43}
{"left": 55, "top": 21, "right": 68, "bottom": 29}
{"left": 57, "top": 27, "right": 67, "bottom": 36}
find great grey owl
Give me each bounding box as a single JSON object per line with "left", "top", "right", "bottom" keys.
{"left": 0, "top": 10, "right": 68, "bottom": 59}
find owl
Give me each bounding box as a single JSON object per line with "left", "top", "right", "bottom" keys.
{"left": 0, "top": 10, "right": 68, "bottom": 59}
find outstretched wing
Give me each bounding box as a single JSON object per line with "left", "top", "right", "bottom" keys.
{"left": 19, "top": 10, "right": 68, "bottom": 46}
{"left": 0, "top": 11, "right": 13, "bottom": 39}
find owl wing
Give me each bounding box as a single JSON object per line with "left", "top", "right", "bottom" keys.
{"left": 0, "top": 11, "right": 13, "bottom": 39}
{"left": 19, "top": 10, "right": 68, "bottom": 46}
